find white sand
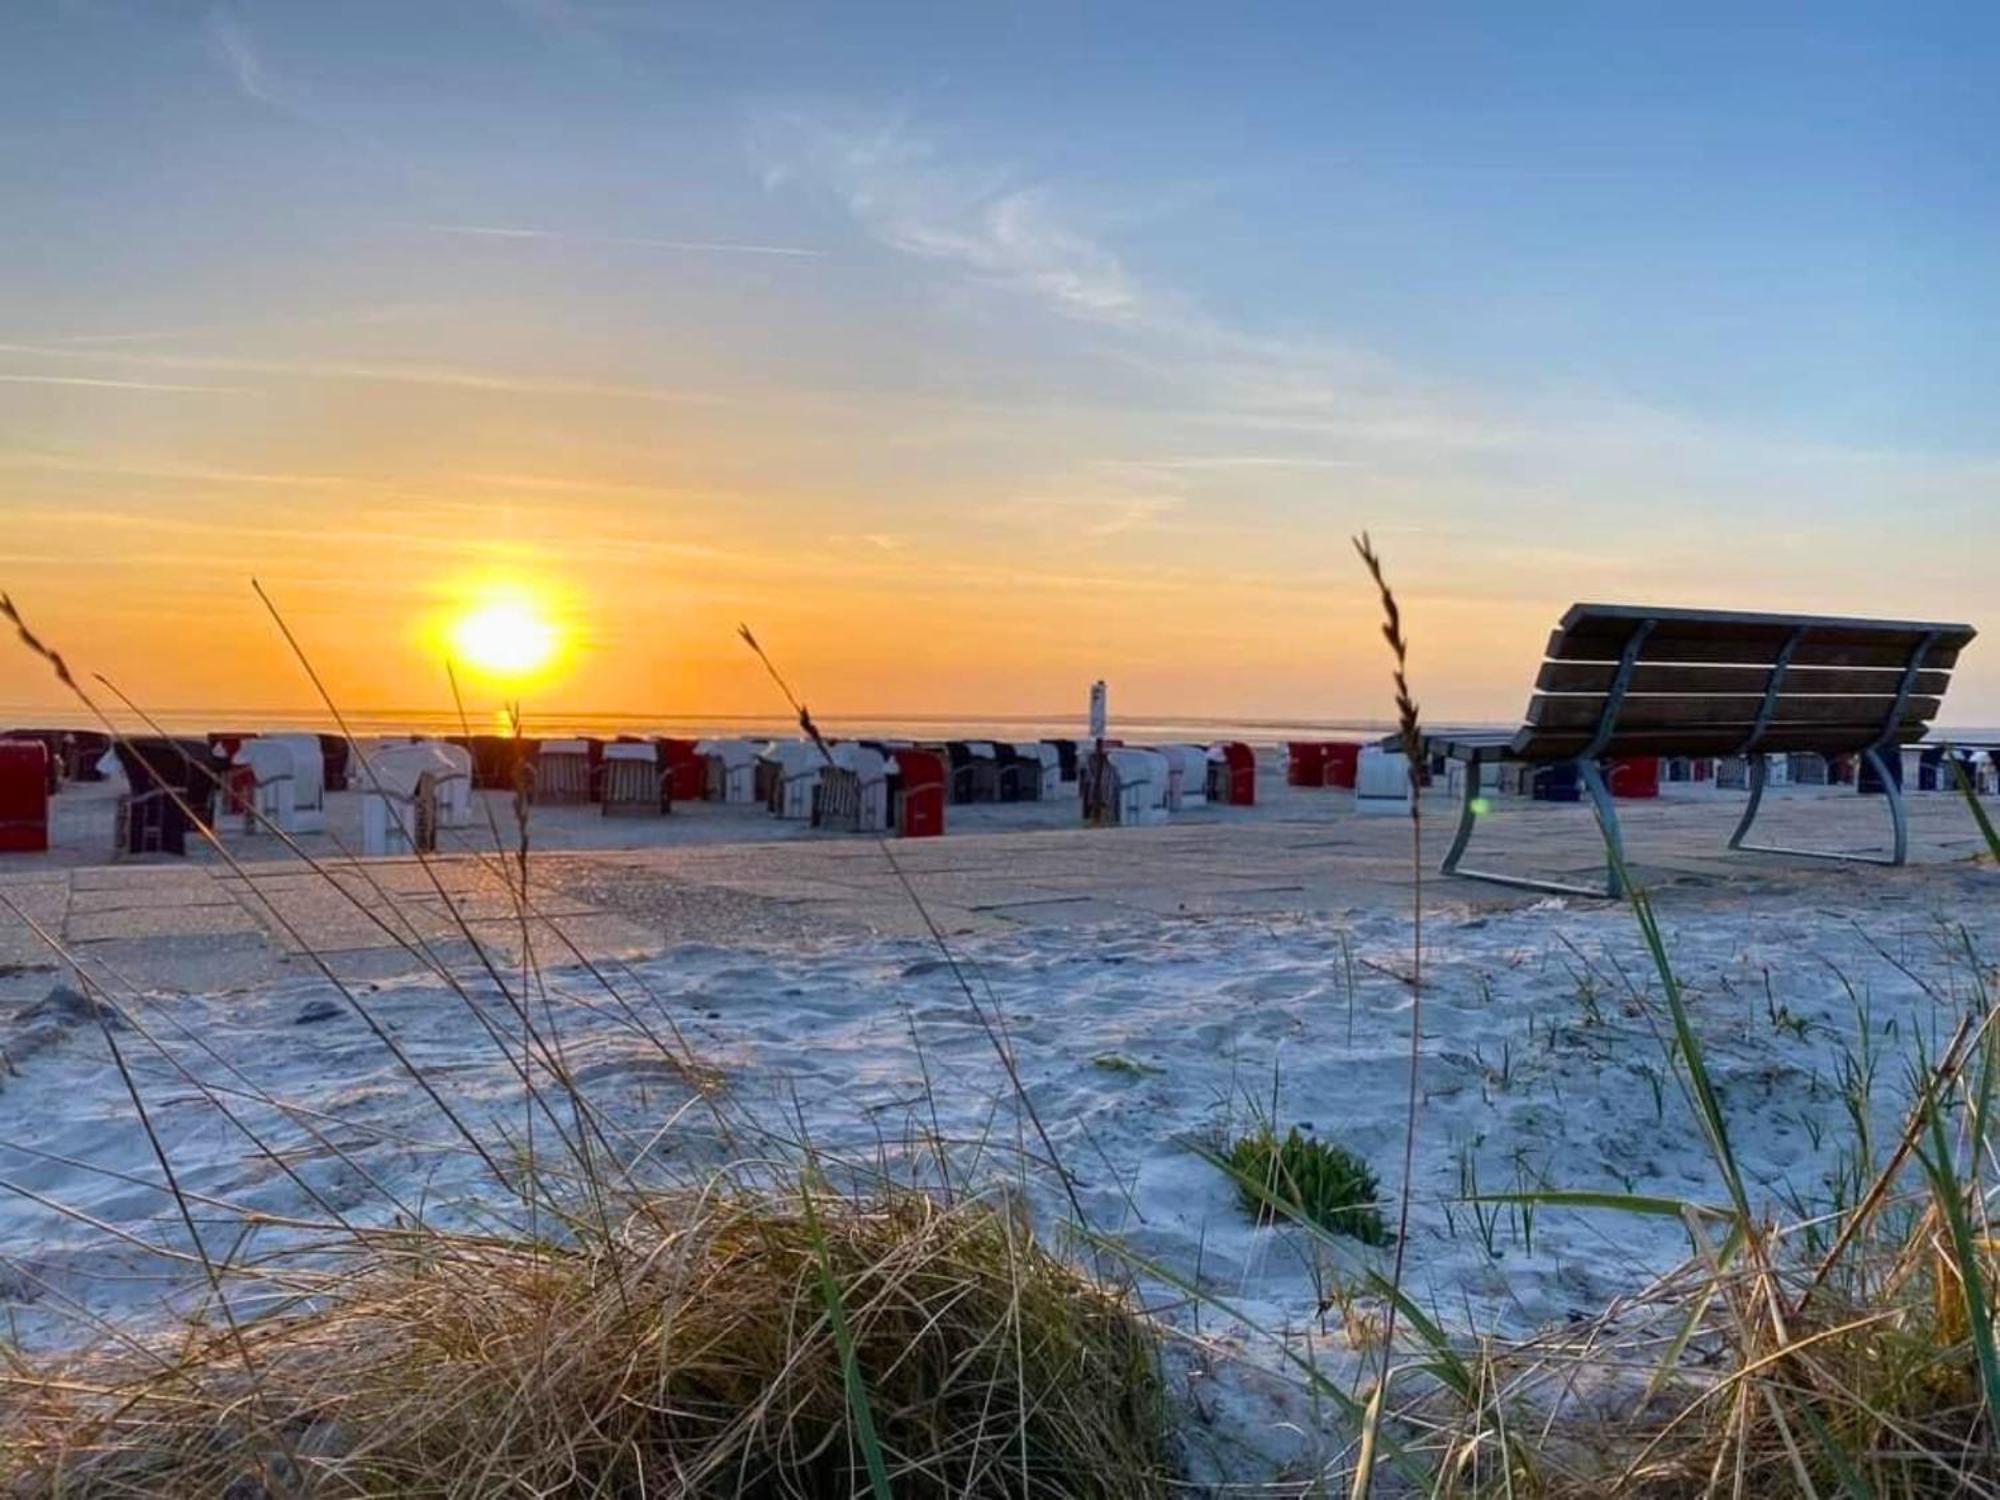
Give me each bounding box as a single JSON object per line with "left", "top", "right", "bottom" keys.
{"left": 1, "top": 868, "right": 1988, "bottom": 1482}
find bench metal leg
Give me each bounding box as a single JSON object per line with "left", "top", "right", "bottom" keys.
{"left": 1728, "top": 747, "right": 1908, "bottom": 866}
{"left": 1438, "top": 759, "right": 1627, "bottom": 900}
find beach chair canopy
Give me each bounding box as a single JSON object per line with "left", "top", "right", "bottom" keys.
{"left": 362, "top": 741, "right": 457, "bottom": 800}
{"left": 761, "top": 740, "right": 819, "bottom": 772}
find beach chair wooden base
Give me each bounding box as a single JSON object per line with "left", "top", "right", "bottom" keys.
{"left": 600, "top": 757, "right": 666, "bottom": 817}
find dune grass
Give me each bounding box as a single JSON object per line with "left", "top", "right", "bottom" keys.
{"left": 2, "top": 1188, "right": 1172, "bottom": 1499}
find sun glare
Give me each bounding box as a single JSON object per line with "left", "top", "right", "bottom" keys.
{"left": 449, "top": 595, "right": 559, "bottom": 678}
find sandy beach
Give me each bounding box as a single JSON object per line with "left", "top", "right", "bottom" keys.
{"left": 4, "top": 772, "right": 1993, "bottom": 1483}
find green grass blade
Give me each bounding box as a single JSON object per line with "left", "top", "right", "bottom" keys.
{"left": 1470, "top": 1188, "right": 1726, "bottom": 1221}
{"left": 1361, "top": 1269, "right": 1473, "bottom": 1401}
{"left": 1792, "top": 1391, "right": 1877, "bottom": 1500}
{"left": 796, "top": 1176, "right": 894, "bottom": 1500}
{"left": 1947, "top": 747, "right": 2000, "bottom": 861}
{"left": 1917, "top": 1110, "right": 2000, "bottom": 1426}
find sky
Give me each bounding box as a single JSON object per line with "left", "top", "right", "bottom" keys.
{"left": 2, "top": 1, "right": 1996, "bottom": 728}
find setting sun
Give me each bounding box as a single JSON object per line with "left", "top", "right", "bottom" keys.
{"left": 449, "top": 596, "right": 559, "bottom": 679}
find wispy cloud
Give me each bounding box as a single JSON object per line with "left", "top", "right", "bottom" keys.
{"left": 754, "top": 116, "right": 1150, "bottom": 326}
{"left": 431, "top": 224, "right": 824, "bottom": 259}
{"left": 0, "top": 374, "right": 246, "bottom": 395}
{"left": 202, "top": 8, "right": 278, "bottom": 107}
{"left": 0, "top": 342, "right": 729, "bottom": 407}
{"left": 48, "top": 303, "right": 447, "bottom": 348}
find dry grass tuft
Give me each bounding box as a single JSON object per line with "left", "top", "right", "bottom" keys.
{"left": 2, "top": 1187, "right": 1174, "bottom": 1499}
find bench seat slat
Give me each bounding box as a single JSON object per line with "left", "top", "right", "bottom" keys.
{"left": 1508, "top": 722, "right": 1932, "bottom": 761}
{"left": 1556, "top": 603, "right": 1975, "bottom": 646}
{"left": 1524, "top": 694, "right": 1942, "bottom": 732}
{"left": 1544, "top": 629, "right": 1964, "bottom": 671}
{"left": 1534, "top": 663, "right": 1953, "bottom": 697}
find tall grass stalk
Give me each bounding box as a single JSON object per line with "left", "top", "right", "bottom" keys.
{"left": 1348, "top": 532, "right": 1426, "bottom": 1500}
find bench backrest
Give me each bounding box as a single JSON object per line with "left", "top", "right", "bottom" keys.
{"left": 1512, "top": 604, "right": 1975, "bottom": 762}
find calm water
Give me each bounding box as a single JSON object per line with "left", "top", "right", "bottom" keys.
{"left": 7, "top": 705, "right": 1996, "bottom": 748}
{"left": 0, "top": 705, "right": 1409, "bottom": 747}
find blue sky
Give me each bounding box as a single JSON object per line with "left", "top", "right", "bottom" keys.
{"left": 2, "top": 2, "right": 1995, "bottom": 719}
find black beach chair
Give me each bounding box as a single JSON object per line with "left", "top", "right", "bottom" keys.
{"left": 113, "top": 738, "right": 227, "bottom": 857}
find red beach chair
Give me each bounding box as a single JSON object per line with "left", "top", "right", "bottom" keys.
{"left": 656, "top": 738, "right": 707, "bottom": 802}
{"left": 1607, "top": 756, "right": 1660, "bottom": 799}
{"left": 1212, "top": 742, "right": 1257, "bottom": 805}
{"left": 1286, "top": 741, "right": 1328, "bottom": 787}
{"left": 1323, "top": 743, "right": 1361, "bottom": 789}
{"left": 0, "top": 739, "right": 50, "bottom": 853}
{"left": 893, "top": 749, "right": 946, "bottom": 838}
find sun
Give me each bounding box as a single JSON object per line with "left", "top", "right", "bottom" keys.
{"left": 449, "top": 596, "right": 559, "bottom": 678}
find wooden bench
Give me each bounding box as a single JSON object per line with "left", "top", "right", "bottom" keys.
{"left": 1426, "top": 604, "right": 1976, "bottom": 898}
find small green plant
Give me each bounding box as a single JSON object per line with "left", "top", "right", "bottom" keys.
{"left": 1092, "top": 1052, "right": 1164, "bottom": 1077}
{"left": 1225, "top": 1125, "right": 1389, "bottom": 1246}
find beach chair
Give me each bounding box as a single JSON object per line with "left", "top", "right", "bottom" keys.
{"left": 892, "top": 749, "right": 946, "bottom": 837}
{"left": 815, "top": 743, "right": 895, "bottom": 832}
{"left": 4, "top": 730, "right": 65, "bottom": 794}
{"left": 655, "top": 738, "right": 706, "bottom": 802}
{"left": 315, "top": 734, "right": 351, "bottom": 793}
{"left": 1286, "top": 742, "right": 1328, "bottom": 788}
{"left": 761, "top": 740, "right": 821, "bottom": 820}
{"left": 1161, "top": 744, "right": 1209, "bottom": 810}
{"left": 599, "top": 741, "right": 667, "bottom": 816}
{"left": 943, "top": 743, "right": 980, "bottom": 803}
{"left": 419, "top": 741, "right": 474, "bottom": 827}
{"left": 534, "top": 738, "right": 594, "bottom": 805}
{"left": 1100, "top": 748, "right": 1169, "bottom": 826}
{"left": 962, "top": 742, "right": 1001, "bottom": 802}
{"left": 358, "top": 743, "right": 450, "bottom": 856}
{"left": 693, "top": 739, "right": 760, "bottom": 804}
{"left": 1021, "top": 742, "right": 1063, "bottom": 800}
{"left": 1048, "top": 739, "right": 1080, "bottom": 783}
{"left": 112, "top": 738, "right": 225, "bottom": 857}
{"left": 1355, "top": 744, "right": 1411, "bottom": 815}
{"left": 270, "top": 733, "right": 328, "bottom": 830}
{"left": 994, "top": 744, "right": 1038, "bottom": 802}
{"left": 0, "top": 739, "right": 50, "bottom": 853}
{"left": 452, "top": 734, "right": 521, "bottom": 791}
{"left": 1426, "top": 603, "right": 1976, "bottom": 898}
{"left": 231, "top": 736, "right": 326, "bottom": 835}
{"left": 1207, "top": 742, "right": 1256, "bottom": 805}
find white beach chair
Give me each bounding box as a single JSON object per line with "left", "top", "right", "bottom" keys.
{"left": 359, "top": 743, "right": 447, "bottom": 856}
{"left": 429, "top": 740, "right": 474, "bottom": 827}
{"left": 268, "top": 733, "right": 327, "bottom": 831}
{"left": 1024, "top": 742, "right": 1063, "bottom": 801}
{"left": 761, "top": 740, "right": 822, "bottom": 820}
{"left": 1160, "top": 744, "right": 1209, "bottom": 810}
{"left": 231, "top": 738, "right": 300, "bottom": 834}
{"left": 1355, "top": 745, "right": 1411, "bottom": 815}
{"left": 1103, "top": 748, "right": 1169, "bottom": 826}
{"left": 824, "top": 742, "right": 895, "bottom": 831}
{"left": 695, "top": 739, "right": 760, "bottom": 804}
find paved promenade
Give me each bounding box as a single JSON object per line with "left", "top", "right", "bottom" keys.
{"left": 2, "top": 782, "right": 1990, "bottom": 999}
